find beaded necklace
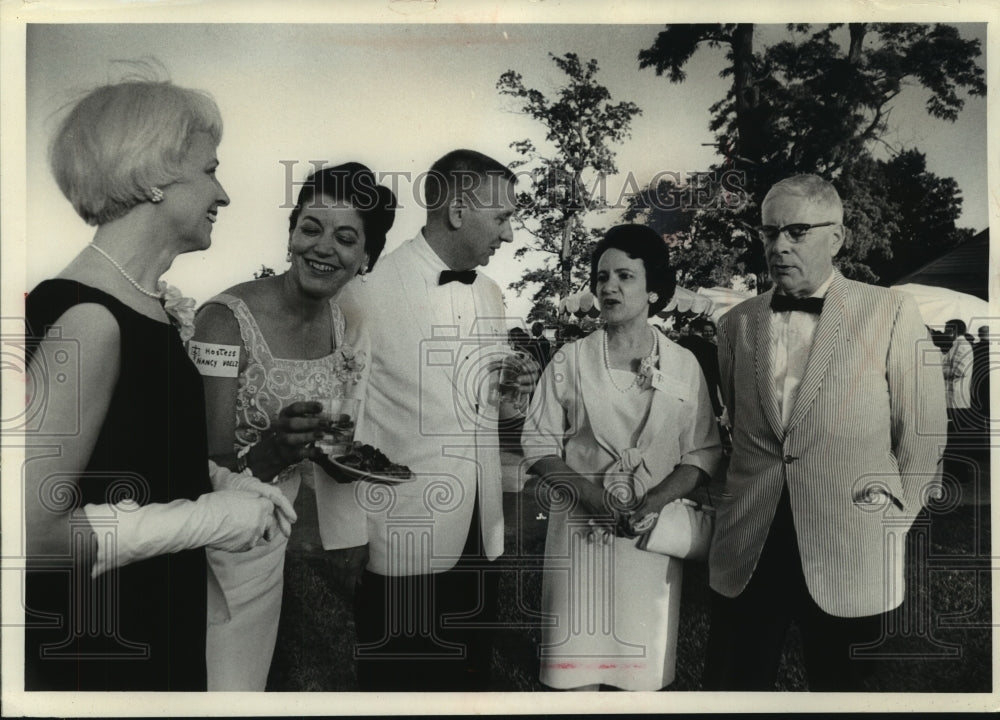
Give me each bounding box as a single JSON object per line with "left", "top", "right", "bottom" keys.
{"left": 86, "top": 243, "right": 198, "bottom": 341}
{"left": 602, "top": 326, "right": 658, "bottom": 393}
{"left": 87, "top": 243, "right": 163, "bottom": 301}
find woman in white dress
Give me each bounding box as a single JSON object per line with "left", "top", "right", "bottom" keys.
{"left": 521, "top": 224, "right": 722, "bottom": 691}
{"left": 191, "top": 162, "right": 396, "bottom": 690}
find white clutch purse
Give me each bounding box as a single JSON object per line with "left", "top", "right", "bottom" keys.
{"left": 635, "top": 497, "right": 715, "bottom": 561}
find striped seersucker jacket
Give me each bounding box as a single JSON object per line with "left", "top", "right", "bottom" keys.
{"left": 711, "top": 271, "right": 947, "bottom": 617}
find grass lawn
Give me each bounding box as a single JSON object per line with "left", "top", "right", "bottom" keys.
{"left": 267, "top": 448, "right": 991, "bottom": 693}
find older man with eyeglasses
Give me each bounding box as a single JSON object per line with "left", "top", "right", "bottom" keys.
{"left": 702, "top": 174, "right": 947, "bottom": 691}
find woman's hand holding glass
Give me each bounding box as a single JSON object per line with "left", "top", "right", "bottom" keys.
{"left": 268, "top": 401, "right": 332, "bottom": 464}
{"left": 512, "top": 353, "right": 541, "bottom": 400}
{"left": 238, "top": 401, "right": 339, "bottom": 485}
{"left": 269, "top": 400, "right": 362, "bottom": 484}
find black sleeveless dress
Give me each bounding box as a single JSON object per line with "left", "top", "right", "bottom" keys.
{"left": 24, "top": 280, "right": 210, "bottom": 691}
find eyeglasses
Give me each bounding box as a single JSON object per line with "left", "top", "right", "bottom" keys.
{"left": 755, "top": 221, "right": 838, "bottom": 244}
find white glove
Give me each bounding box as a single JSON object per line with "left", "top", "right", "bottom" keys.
{"left": 83, "top": 490, "right": 274, "bottom": 577}
{"left": 207, "top": 460, "right": 298, "bottom": 537}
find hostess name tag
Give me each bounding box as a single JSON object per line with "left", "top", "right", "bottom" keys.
{"left": 188, "top": 340, "right": 240, "bottom": 378}
{"left": 650, "top": 370, "right": 689, "bottom": 399}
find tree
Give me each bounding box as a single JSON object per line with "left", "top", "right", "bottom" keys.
{"left": 640, "top": 23, "right": 984, "bottom": 187}
{"left": 639, "top": 25, "right": 763, "bottom": 174}
{"left": 831, "top": 153, "right": 897, "bottom": 284}
{"left": 843, "top": 149, "right": 973, "bottom": 284}
{"left": 526, "top": 299, "right": 559, "bottom": 326}
{"left": 623, "top": 172, "right": 759, "bottom": 290}
{"left": 497, "top": 53, "right": 642, "bottom": 316}
{"left": 637, "top": 23, "right": 984, "bottom": 288}
{"left": 253, "top": 265, "right": 276, "bottom": 279}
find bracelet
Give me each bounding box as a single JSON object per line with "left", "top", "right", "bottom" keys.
{"left": 273, "top": 463, "right": 299, "bottom": 486}
{"left": 262, "top": 430, "right": 297, "bottom": 484}
{"left": 235, "top": 430, "right": 271, "bottom": 476}
{"left": 235, "top": 444, "right": 251, "bottom": 473}
{"left": 240, "top": 429, "right": 298, "bottom": 484}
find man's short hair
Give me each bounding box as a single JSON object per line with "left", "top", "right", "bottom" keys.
{"left": 946, "top": 318, "right": 968, "bottom": 336}
{"left": 763, "top": 174, "right": 844, "bottom": 223}
{"left": 424, "top": 149, "right": 516, "bottom": 213}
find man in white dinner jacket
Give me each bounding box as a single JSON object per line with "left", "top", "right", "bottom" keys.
{"left": 702, "top": 174, "right": 947, "bottom": 691}
{"left": 336, "top": 149, "right": 520, "bottom": 691}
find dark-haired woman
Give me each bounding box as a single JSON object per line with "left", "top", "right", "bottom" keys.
{"left": 191, "top": 162, "right": 396, "bottom": 690}
{"left": 522, "top": 224, "right": 722, "bottom": 691}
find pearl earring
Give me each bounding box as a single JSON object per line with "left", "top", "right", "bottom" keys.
{"left": 148, "top": 187, "right": 164, "bottom": 203}
{"left": 648, "top": 293, "right": 659, "bottom": 304}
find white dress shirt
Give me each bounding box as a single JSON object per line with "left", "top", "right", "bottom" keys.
{"left": 335, "top": 231, "right": 508, "bottom": 574}
{"left": 769, "top": 272, "right": 834, "bottom": 428}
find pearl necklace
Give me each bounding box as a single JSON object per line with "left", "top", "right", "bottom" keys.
{"left": 87, "top": 243, "right": 163, "bottom": 301}
{"left": 603, "top": 326, "right": 656, "bottom": 394}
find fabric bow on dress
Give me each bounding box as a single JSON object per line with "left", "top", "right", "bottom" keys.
{"left": 575, "top": 332, "right": 678, "bottom": 507}
{"left": 604, "top": 446, "right": 650, "bottom": 508}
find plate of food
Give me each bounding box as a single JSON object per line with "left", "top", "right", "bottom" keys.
{"left": 323, "top": 441, "right": 415, "bottom": 484}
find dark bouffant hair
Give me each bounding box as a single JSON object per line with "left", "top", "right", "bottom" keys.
{"left": 590, "top": 224, "right": 676, "bottom": 317}
{"left": 288, "top": 162, "right": 396, "bottom": 272}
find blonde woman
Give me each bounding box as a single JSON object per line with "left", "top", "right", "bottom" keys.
{"left": 25, "top": 78, "right": 282, "bottom": 691}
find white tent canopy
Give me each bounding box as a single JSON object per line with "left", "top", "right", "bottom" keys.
{"left": 659, "top": 286, "right": 716, "bottom": 318}
{"left": 696, "top": 286, "right": 754, "bottom": 322}
{"left": 891, "top": 283, "right": 991, "bottom": 331}
{"left": 559, "top": 286, "right": 716, "bottom": 320}
{"left": 558, "top": 290, "right": 600, "bottom": 318}
{"left": 558, "top": 282, "right": 989, "bottom": 332}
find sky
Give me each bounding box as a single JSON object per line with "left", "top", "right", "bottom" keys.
{"left": 16, "top": 19, "right": 989, "bottom": 326}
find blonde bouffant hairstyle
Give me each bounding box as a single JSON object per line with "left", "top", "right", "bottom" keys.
{"left": 49, "top": 80, "right": 223, "bottom": 226}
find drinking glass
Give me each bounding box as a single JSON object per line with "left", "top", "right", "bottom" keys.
{"left": 317, "top": 397, "right": 359, "bottom": 458}
{"left": 498, "top": 351, "right": 529, "bottom": 412}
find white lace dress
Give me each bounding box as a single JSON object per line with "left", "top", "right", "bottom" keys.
{"left": 202, "top": 293, "right": 368, "bottom": 691}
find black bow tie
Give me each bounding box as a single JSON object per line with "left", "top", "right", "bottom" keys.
{"left": 439, "top": 270, "right": 477, "bottom": 286}
{"left": 770, "top": 294, "right": 825, "bottom": 314}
